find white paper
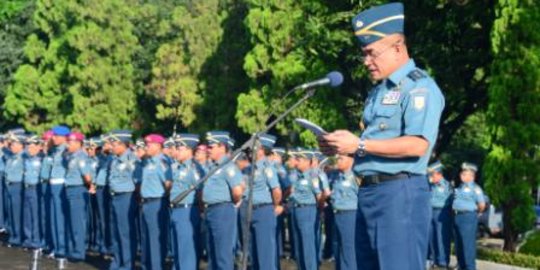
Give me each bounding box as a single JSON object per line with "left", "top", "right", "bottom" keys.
{"left": 294, "top": 118, "right": 328, "bottom": 136}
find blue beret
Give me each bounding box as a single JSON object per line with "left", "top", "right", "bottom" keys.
{"left": 175, "top": 134, "right": 200, "bottom": 149}
{"left": 352, "top": 2, "right": 404, "bottom": 47}
{"left": 428, "top": 160, "right": 444, "bottom": 173}
{"left": 461, "top": 162, "right": 478, "bottom": 172}
{"left": 206, "top": 131, "right": 230, "bottom": 145}
{"left": 51, "top": 125, "right": 70, "bottom": 136}
{"left": 108, "top": 130, "right": 132, "bottom": 144}
{"left": 258, "top": 134, "right": 276, "bottom": 149}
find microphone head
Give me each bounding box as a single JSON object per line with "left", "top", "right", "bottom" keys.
{"left": 326, "top": 71, "right": 344, "bottom": 87}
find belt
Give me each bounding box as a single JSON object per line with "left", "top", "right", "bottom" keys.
{"left": 252, "top": 203, "right": 272, "bottom": 209}
{"left": 49, "top": 178, "right": 65, "bottom": 185}
{"left": 6, "top": 181, "right": 22, "bottom": 186}
{"left": 25, "top": 184, "right": 39, "bottom": 188}
{"left": 454, "top": 210, "right": 475, "bottom": 215}
{"left": 141, "top": 197, "right": 162, "bottom": 204}
{"left": 356, "top": 172, "right": 414, "bottom": 187}
{"left": 333, "top": 209, "right": 356, "bottom": 214}
{"left": 65, "top": 184, "right": 84, "bottom": 188}
{"left": 171, "top": 203, "right": 193, "bottom": 209}
{"left": 110, "top": 190, "right": 133, "bottom": 196}
{"left": 293, "top": 203, "right": 315, "bottom": 208}
{"left": 205, "top": 202, "right": 231, "bottom": 209}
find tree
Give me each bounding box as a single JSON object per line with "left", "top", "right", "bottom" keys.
{"left": 3, "top": 0, "right": 139, "bottom": 134}
{"left": 484, "top": 0, "right": 540, "bottom": 252}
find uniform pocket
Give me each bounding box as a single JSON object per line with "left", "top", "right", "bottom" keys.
{"left": 375, "top": 105, "right": 399, "bottom": 117}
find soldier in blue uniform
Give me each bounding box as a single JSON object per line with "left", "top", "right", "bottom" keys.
{"left": 107, "top": 130, "right": 138, "bottom": 270}
{"left": 287, "top": 148, "right": 322, "bottom": 270}
{"left": 453, "top": 162, "right": 485, "bottom": 270}
{"left": 4, "top": 132, "right": 26, "bottom": 247}
{"left": 428, "top": 161, "right": 453, "bottom": 269}
{"left": 270, "top": 147, "right": 291, "bottom": 263}
{"left": 64, "top": 132, "right": 94, "bottom": 261}
{"left": 22, "top": 135, "right": 43, "bottom": 250}
{"left": 319, "top": 3, "right": 445, "bottom": 269}
{"left": 310, "top": 150, "right": 331, "bottom": 264}
{"left": 136, "top": 134, "right": 172, "bottom": 270}
{"left": 0, "top": 135, "right": 7, "bottom": 234}
{"left": 170, "top": 134, "right": 204, "bottom": 270}
{"left": 38, "top": 130, "right": 53, "bottom": 252}
{"left": 202, "top": 131, "right": 244, "bottom": 270}
{"left": 329, "top": 154, "right": 358, "bottom": 270}
{"left": 94, "top": 134, "right": 114, "bottom": 258}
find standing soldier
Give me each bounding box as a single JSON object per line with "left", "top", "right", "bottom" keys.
{"left": 0, "top": 135, "right": 7, "bottom": 234}
{"left": 202, "top": 131, "right": 244, "bottom": 270}
{"left": 269, "top": 147, "right": 291, "bottom": 264}
{"left": 95, "top": 134, "right": 113, "bottom": 258}
{"left": 427, "top": 161, "right": 453, "bottom": 269}
{"left": 311, "top": 150, "right": 331, "bottom": 264}
{"left": 39, "top": 131, "right": 54, "bottom": 252}
{"left": 108, "top": 130, "right": 138, "bottom": 270}
{"left": 453, "top": 162, "right": 485, "bottom": 270}
{"left": 136, "top": 134, "right": 172, "bottom": 270}
{"left": 85, "top": 137, "right": 101, "bottom": 255}
{"left": 288, "top": 148, "right": 322, "bottom": 270}
{"left": 170, "top": 134, "right": 204, "bottom": 270}
{"left": 4, "top": 131, "right": 26, "bottom": 247}
{"left": 22, "top": 135, "right": 43, "bottom": 251}
{"left": 329, "top": 154, "right": 359, "bottom": 270}
{"left": 64, "top": 132, "right": 94, "bottom": 262}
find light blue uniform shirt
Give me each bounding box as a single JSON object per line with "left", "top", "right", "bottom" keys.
{"left": 311, "top": 167, "right": 330, "bottom": 191}
{"left": 137, "top": 154, "right": 172, "bottom": 199}
{"left": 452, "top": 182, "right": 485, "bottom": 212}
{"left": 24, "top": 155, "right": 42, "bottom": 185}
{"left": 170, "top": 158, "right": 204, "bottom": 204}
{"left": 94, "top": 154, "right": 112, "bottom": 186}
{"left": 49, "top": 144, "right": 67, "bottom": 180}
{"left": 0, "top": 149, "right": 6, "bottom": 175}
{"left": 329, "top": 170, "right": 359, "bottom": 211}
{"left": 40, "top": 153, "right": 52, "bottom": 182}
{"left": 108, "top": 150, "right": 138, "bottom": 193}
{"left": 354, "top": 60, "right": 445, "bottom": 176}
{"left": 88, "top": 156, "right": 99, "bottom": 181}
{"left": 5, "top": 152, "right": 25, "bottom": 183}
{"left": 64, "top": 149, "right": 92, "bottom": 186}
{"left": 290, "top": 170, "right": 321, "bottom": 205}
{"left": 430, "top": 178, "right": 453, "bottom": 208}
{"left": 202, "top": 156, "right": 242, "bottom": 205}
{"left": 272, "top": 161, "right": 290, "bottom": 189}
{"left": 244, "top": 159, "right": 280, "bottom": 205}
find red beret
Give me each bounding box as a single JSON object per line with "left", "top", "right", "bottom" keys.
{"left": 145, "top": 134, "right": 165, "bottom": 145}
{"left": 68, "top": 132, "right": 85, "bottom": 142}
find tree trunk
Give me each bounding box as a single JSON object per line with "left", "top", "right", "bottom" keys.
{"left": 501, "top": 203, "right": 518, "bottom": 252}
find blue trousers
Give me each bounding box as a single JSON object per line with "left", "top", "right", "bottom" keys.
{"left": 39, "top": 182, "right": 52, "bottom": 250}
{"left": 239, "top": 204, "right": 277, "bottom": 270}
{"left": 49, "top": 183, "right": 67, "bottom": 257}
{"left": 454, "top": 211, "right": 477, "bottom": 270}
{"left": 23, "top": 186, "right": 41, "bottom": 248}
{"left": 334, "top": 210, "right": 357, "bottom": 270}
{"left": 96, "top": 186, "right": 113, "bottom": 254}
{"left": 356, "top": 175, "right": 431, "bottom": 270}
{"left": 322, "top": 205, "right": 336, "bottom": 259}
{"left": 0, "top": 177, "right": 5, "bottom": 229}
{"left": 87, "top": 193, "right": 99, "bottom": 252}
{"left": 171, "top": 205, "right": 200, "bottom": 270}
{"left": 140, "top": 198, "right": 168, "bottom": 270}
{"left": 110, "top": 192, "right": 137, "bottom": 270}
{"left": 6, "top": 182, "right": 23, "bottom": 246}
{"left": 429, "top": 207, "right": 452, "bottom": 266}
{"left": 292, "top": 205, "right": 318, "bottom": 270}
{"left": 206, "top": 203, "right": 236, "bottom": 270}
{"left": 66, "top": 186, "right": 89, "bottom": 260}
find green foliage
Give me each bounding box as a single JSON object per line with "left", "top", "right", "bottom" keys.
{"left": 478, "top": 248, "right": 540, "bottom": 269}
{"left": 3, "top": 0, "right": 140, "bottom": 134}
{"left": 520, "top": 231, "right": 540, "bottom": 257}
{"left": 484, "top": 0, "right": 540, "bottom": 250}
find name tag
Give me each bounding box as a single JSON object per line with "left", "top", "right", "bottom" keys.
{"left": 342, "top": 181, "right": 351, "bottom": 187}
{"left": 300, "top": 180, "right": 308, "bottom": 186}
{"left": 381, "top": 91, "right": 401, "bottom": 105}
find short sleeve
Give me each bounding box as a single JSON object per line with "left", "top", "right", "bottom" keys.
{"left": 134, "top": 161, "right": 143, "bottom": 184}
{"left": 402, "top": 83, "right": 445, "bottom": 145}
{"left": 79, "top": 157, "right": 93, "bottom": 177}
{"left": 311, "top": 177, "right": 322, "bottom": 195}
{"left": 225, "top": 165, "right": 242, "bottom": 188}
{"left": 474, "top": 187, "right": 485, "bottom": 204}
{"left": 265, "top": 167, "right": 280, "bottom": 189}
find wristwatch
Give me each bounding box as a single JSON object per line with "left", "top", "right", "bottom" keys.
{"left": 356, "top": 138, "right": 367, "bottom": 157}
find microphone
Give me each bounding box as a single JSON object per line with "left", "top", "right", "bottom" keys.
{"left": 294, "top": 71, "right": 344, "bottom": 90}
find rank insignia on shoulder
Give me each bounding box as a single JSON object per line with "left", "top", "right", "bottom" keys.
{"left": 407, "top": 69, "right": 426, "bottom": 81}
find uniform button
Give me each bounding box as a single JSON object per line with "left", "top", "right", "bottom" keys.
{"left": 379, "top": 122, "right": 387, "bottom": 130}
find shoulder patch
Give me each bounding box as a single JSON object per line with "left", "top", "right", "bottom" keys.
{"left": 265, "top": 168, "right": 273, "bottom": 178}
{"left": 227, "top": 167, "right": 236, "bottom": 178}
{"left": 312, "top": 178, "right": 320, "bottom": 188}
{"left": 407, "top": 69, "right": 426, "bottom": 81}
{"left": 474, "top": 187, "right": 482, "bottom": 195}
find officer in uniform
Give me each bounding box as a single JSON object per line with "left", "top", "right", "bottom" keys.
{"left": 241, "top": 134, "right": 283, "bottom": 270}
{"left": 202, "top": 131, "right": 244, "bottom": 270}
{"left": 270, "top": 147, "right": 291, "bottom": 263}
{"left": 95, "top": 134, "right": 114, "bottom": 258}
{"left": 453, "top": 162, "right": 485, "bottom": 270}
{"left": 39, "top": 130, "right": 54, "bottom": 252}
{"left": 107, "top": 130, "right": 138, "bottom": 270}
{"left": 84, "top": 137, "right": 101, "bottom": 254}
{"left": 64, "top": 132, "right": 94, "bottom": 261}
{"left": 4, "top": 131, "right": 26, "bottom": 247}
{"left": 136, "top": 134, "right": 172, "bottom": 270}
{"left": 329, "top": 154, "right": 359, "bottom": 270}
{"left": 22, "top": 135, "right": 42, "bottom": 250}
{"left": 170, "top": 134, "right": 204, "bottom": 270}
{"left": 319, "top": 3, "right": 445, "bottom": 269}
{"left": 0, "top": 135, "right": 7, "bottom": 234}
{"left": 428, "top": 161, "right": 453, "bottom": 269}
{"left": 287, "top": 148, "right": 322, "bottom": 270}
{"left": 310, "top": 150, "right": 331, "bottom": 264}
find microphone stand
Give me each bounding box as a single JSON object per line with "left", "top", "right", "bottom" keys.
{"left": 170, "top": 88, "right": 317, "bottom": 270}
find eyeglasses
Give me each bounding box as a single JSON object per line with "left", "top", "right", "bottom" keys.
{"left": 361, "top": 40, "right": 403, "bottom": 62}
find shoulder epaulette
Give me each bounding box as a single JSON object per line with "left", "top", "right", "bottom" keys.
{"left": 407, "top": 69, "right": 426, "bottom": 81}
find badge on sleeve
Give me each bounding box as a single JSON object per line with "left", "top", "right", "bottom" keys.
{"left": 382, "top": 91, "right": 401, "bottom": 105}
{"left": 79, "top": 160, "right": 86, "bottom": 169}
{"left": 312, "top": 178, "right": 320, "bottom": 188}
{"left": 413, "top": 96, "right": 425, "bottom": 110}
{"left": 474, "top": 187, "right": 482, "bottom": 195}
{"left": 265, "top": 168, "right": 273, "bottom": 179}
{"left": 227, "top": 167, "right": 236, "bottom": 178}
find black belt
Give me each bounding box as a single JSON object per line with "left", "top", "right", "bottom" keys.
{"left": 110, "top": 190, "right": 133, "bottom": 196}
{"left": 205, "top": 202, "right": 231, "bottom": 209}
{"left": 25, "top": 184, "right": 39, "bottom": 188}
{"left": 6, "top": 181, "right": 22, "bottom": 186}
{"left": 252, "top": 203, "right": 272, "bottom": 209}
{"left": 357, "top": 172, "right": 414, "bottom": 187}
{"left": 171, "top": 203, "right": 193, "bottom": 209}
{"left": 454, "top": 210, "right": 475, "bottom": 215}
{"left": 333, "top": 209, "right": 356, "bottom": 214}
{"left": 65, "top": 185, "right": 84, "bottom": 188}
{"left": 293, "top": 203, "right": 315, "bottom": 208}
{"left": 141, "top": 197, "right": 162, "bottom": 204}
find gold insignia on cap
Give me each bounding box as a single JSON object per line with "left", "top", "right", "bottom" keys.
{"left": 356, "top": 20, "right": 364, "bottom": 28}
